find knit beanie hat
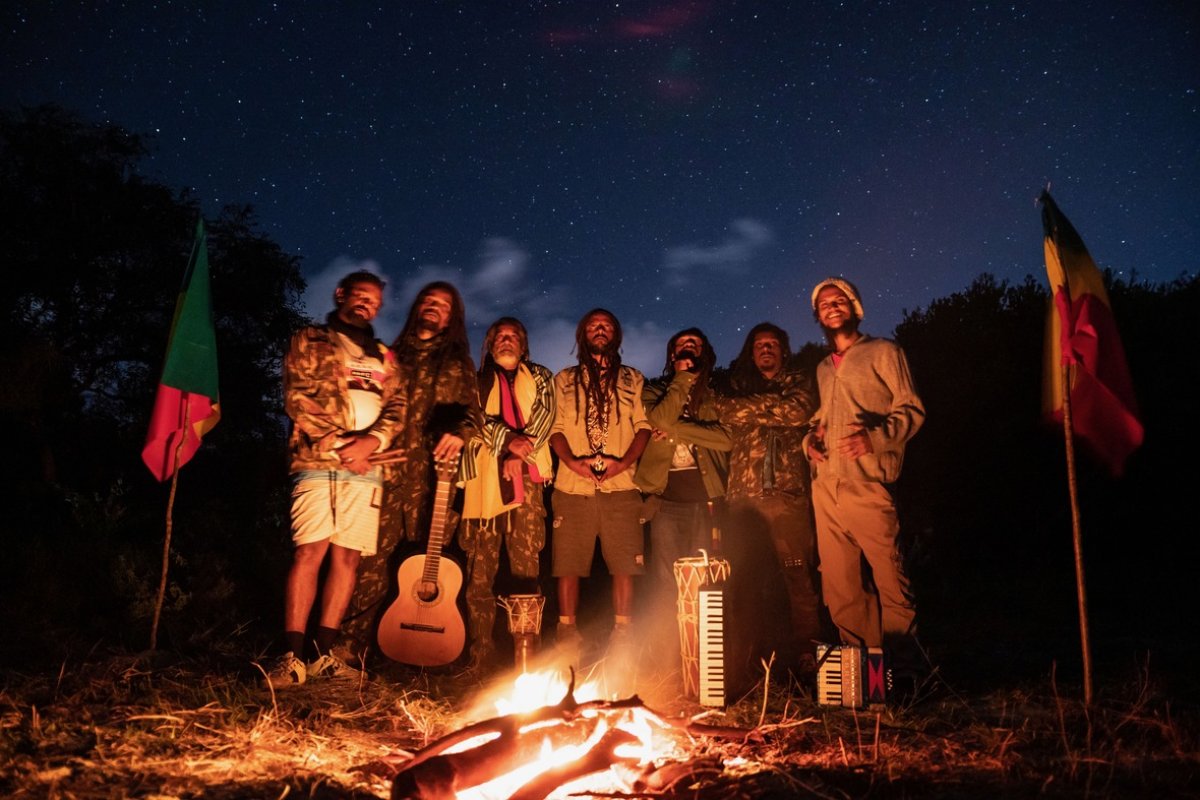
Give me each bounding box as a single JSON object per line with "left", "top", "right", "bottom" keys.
{"left": 811, "top": 277, "right": 864, "bottom": 320}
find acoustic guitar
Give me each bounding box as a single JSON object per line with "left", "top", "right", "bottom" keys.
{"left": 377, "top": 456, "right": 465, "bottom": 666}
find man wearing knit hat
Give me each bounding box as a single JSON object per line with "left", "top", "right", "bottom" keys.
{"left": 804, "top": 277, "right": 927, "bottom": 691}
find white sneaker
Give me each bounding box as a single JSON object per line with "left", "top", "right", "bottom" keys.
{"left": 263, "top": 652, "right": 306, "bottom": 689}
{"left": 307, "top": 652, "right": 366, "bottom": 682}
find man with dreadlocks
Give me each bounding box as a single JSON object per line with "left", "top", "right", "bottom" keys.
{"left": 715, "top": 321, "right": 824, "bottom": 680}
{"left": 549, "top": 309, "right": 651, "bottom": 662}
{"left": 458, "top": 317, "right": 555, "bottom": 670}
{"left": 635, "top": 328, "right": 731, "bottom": 636}
{"left": 340, "top": 281, "right": 481, "bottom": 660}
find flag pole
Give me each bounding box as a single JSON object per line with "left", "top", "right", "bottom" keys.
{"left": 1060, "top": 361, "right": 1094, "bottom": 705}
{"left": 150, "top": 398, "right": 190, "bottom": 651}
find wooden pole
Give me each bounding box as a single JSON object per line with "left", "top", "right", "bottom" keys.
{"left": 1060, "top": 362, "right": 1094, "bottom": 705}
{"left": 150, "top": 397, "right": 190, "bottom": 651}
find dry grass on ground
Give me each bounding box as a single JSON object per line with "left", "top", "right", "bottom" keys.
{"left": 1, "top": 650, "right": 1196, "bottom": 799}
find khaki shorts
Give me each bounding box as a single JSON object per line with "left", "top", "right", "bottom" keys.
{"left": 552, "top": 489, "right": 645, "bottom": 577}
{"left": 291, "top": 471, "right": 382, "bottom": 555}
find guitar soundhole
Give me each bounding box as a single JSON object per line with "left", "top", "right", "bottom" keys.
{"left": 417, "top": 581, "right": 439, "bottom": 603}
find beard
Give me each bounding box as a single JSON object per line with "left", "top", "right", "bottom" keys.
{"left": 417, "top": 315, "right": 444, "bottom": 335}
{"left": 493, "top": 348, "right": 520, "bottom": 369}
{"left": 754, "top": 356, "right": 778, "bottom": 374}
{"left": 338, "top": 305, "right": 373, "bottom": 328}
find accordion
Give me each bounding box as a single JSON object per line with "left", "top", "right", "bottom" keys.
{"left": 816, "top": 644, "right": 887, "bottom": 708}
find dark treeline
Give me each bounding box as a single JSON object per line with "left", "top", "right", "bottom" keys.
{"left": 0, "top": 106, "right": 309, "bottom": 655}
{"left": 2, "top": 106, "right": 1195, "bottom": 691}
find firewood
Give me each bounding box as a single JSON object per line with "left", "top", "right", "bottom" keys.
{"left": 681, "top": 719, "right": 764, "bottom": 743}
{"left": 505, "top": 726, "right": 640, "bottom": 800}
{"left": 640, "top": 756, "right": 726, "bottom": 792}
{"left": 394, "top": 717, "right": 604, "bottom": 799}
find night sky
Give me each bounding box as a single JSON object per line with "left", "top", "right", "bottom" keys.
{"left": 3, "top": 2, "right": 1196, "bottom": 373}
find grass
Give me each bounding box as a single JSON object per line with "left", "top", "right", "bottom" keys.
{"left": 0, "top": 645, "right": 1196, "bottom": 799}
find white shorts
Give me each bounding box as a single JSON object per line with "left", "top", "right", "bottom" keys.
{"left": 291, "top": 471, "right": 382, "bottom": 555}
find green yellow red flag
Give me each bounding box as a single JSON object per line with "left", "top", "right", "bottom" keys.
{"left": 1040, "top": 190, "right": 1142, "bottom": 476}
{"left": 142, "top": 219, "right": 220, "bottom": 480}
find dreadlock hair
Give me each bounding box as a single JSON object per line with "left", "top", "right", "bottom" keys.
{"left": 478, "top": 316, "right": 530, "bottom": 400}
{"left": 572, "top": 308, "right": 623, "bottom": 425}
{"left": 393, "top": 281, "right": 473, "bottom": 373}
{"left": 662, "top": 327, "right": 716, "bottom": 416}
{"left": 728, "top": 321, "right": 791, "bottom": 394}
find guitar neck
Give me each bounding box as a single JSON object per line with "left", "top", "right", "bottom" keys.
{"left": 421, "top": 475, "right": 453, "bottom": 583}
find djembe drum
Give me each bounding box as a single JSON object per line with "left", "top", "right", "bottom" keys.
{"left": 499, "top": 593, "right": 545, "bottom": 673}
{"left": 673, "top": 552, "right": 731, "bottom": 698}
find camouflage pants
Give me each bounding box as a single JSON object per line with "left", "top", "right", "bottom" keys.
{"left": 340, "top": 461, "right": 461, "bottom": 656}
{"left": 459, "top": 478, "right": 546, "bottom": 657}
{"left": 724, "top": 494, "right": 825, "bottom": 667}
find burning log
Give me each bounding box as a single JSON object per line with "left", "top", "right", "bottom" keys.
{"left": 391, "top": 717, "right": 602, "bottom": 800}
{"left": 506, "top": 726, "right": 639, "bottom": 800}
{"left": 639, "top": 756, "right": 726, "bottom": 793}
{"left": 397, "top": 671, "right": 642, "bottom": 770}
{"left": 675, "top": 719, "right": 764, "bottom": 744}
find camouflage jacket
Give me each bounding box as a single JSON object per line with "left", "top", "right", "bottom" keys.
{"left": 634, "top": 370, "right": 731, "bottom": 499}
{"left": 283, "top": 324, "right": 405, "bottom": 474}
{"left": 383, "top": 333, "right": 482, "bottom": 493}
{"left": 714, "top": 367, "right": 816, "bottom": 500}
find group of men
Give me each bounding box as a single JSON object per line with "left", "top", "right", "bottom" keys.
{"left": 265, "top": 270, "right": 926, "bottom": 695}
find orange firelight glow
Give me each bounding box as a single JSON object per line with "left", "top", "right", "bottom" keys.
{"left": 448, "top": 669, "right": 686, "bottom": 800}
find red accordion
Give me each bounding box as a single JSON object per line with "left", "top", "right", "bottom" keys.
{"left": 816, "top": 644, "right": 888, "bottom": 708}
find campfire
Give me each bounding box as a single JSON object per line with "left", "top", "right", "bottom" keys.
{"left": 390, "top": 667, "right": 757, "bottom": 800}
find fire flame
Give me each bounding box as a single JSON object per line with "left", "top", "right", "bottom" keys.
{"left": 450, "top": 669, "right": 685, "bottom": 800}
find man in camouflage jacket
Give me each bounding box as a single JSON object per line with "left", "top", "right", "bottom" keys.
{"left": 340, "top": 281, "right": 481, "bottom": 658}
{"left": 715, "top": 322, "right": 824, "bottom": 676}
{"left": 267, "top": 271, "right": 405, "bottom": 688}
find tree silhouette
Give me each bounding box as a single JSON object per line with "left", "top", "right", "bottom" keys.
{"left": 893, "top": 271, "right": 1198, "bottom": 681}
{"left": 0, "top": 105, "right": 308, "bottom": 653}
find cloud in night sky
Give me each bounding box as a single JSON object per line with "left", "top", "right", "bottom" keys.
{"left": 663, "top": 219, "right": 774, "bottom": 288}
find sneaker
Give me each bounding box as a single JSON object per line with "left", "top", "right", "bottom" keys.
{"left": 262, "top": 652, "right": 306, "bottom": 689}
{"left": 307, "top": 652, "right": 366, "bottom": 683}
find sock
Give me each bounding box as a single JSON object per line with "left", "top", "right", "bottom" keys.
{"left": 284, "top": 630, "right": 305, "bottom": 658}
{"left": 559, "top": 615, "right": 576, "bottom": 626}
{"left": 314, "top": 626, "right": 339, "bottom": 656}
